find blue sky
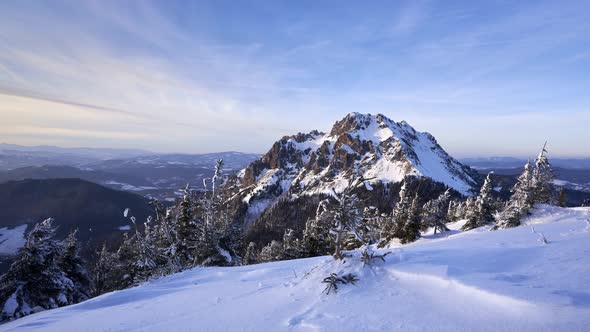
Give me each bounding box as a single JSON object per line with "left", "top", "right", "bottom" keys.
{"left": 0, "top": 0, "right": 589, "bottom": 157}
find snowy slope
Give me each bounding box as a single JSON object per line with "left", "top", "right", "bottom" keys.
{"left": 3, "top": 206, "right": 590, "bottom": 332}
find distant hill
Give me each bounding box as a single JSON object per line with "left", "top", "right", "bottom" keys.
{"left": 476, "top": 169, "right": 590, "bottom": 205}
{"left": 0, "top": 178, "right": 153, "bottom": 256}
{"left": 0, "top": 165, "right": 152, "bottom": 187}
{"left": 461, "top": 157, "right": 590, "bottom": 170}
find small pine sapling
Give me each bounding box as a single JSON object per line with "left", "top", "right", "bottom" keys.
{"left": 321, "top": 273, "right": 359, "bottom": 294}
{"left": 531, "top": 226, "right": 549, "bottom": 245}
{"left": 341, "top": 273, "right": 359, "bottom": 285}
{"left": 360, "top": 248, "right": 391, "bottom": 266}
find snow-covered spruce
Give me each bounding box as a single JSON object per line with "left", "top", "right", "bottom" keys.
{"left": 421, "top": 188, "right": 452, "bottom": 234}
{"left": 462, "top": 172, "right": 496, "bottom": 231}
{"left": 495, "top": 144, "right": 556, "bottom": 230}
{"left": 379, "top": 176, "right": 423, "bottom": 246}
{"left": 0, "top": 219, "right": 89, "bottom": 322}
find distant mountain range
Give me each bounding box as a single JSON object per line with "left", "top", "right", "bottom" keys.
{"left": 0, "top": 143, "right": 150, "bottom": 169}
{"left": 0, "top": 146, "right": 260, "bottom": 200}
{"left": 461, "top": 156, "right": 590, "bottom": 170}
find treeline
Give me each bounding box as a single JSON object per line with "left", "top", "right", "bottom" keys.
{"left": 0, "top": 145, "right": 558, "bottom": 322}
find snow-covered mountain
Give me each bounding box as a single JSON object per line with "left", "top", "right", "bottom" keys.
{"left": 4, "top": 205, "right": 589, "bottom": 331}
{"left": 236, "top": 112, "right": 479, "bottom": 219}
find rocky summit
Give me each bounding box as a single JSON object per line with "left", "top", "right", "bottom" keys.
{"left": 233, "top": 112, "right": 480, "bottom": 222}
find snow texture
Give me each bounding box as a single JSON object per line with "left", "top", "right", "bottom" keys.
{"left": 2, "top": 206, "right": 590, "bottom": 331}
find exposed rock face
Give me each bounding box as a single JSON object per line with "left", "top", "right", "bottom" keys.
{"left": 231, "top": 112, "right": 480, "bottom": 224}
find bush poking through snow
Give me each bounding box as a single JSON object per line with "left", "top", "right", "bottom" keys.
{"left": 360, "top": 248, "right": 390, "bottom": 267}
{"left": 341, "top": 273, "right": 359, "bottom": 285}
{"left": 322, "top": 273, "right": 359, "bottom": 294}
{"left": 531, "top": 227, "right": 549, "bottom": 245}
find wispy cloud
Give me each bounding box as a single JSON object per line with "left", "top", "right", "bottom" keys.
{"left": 0, "top": 0, "right": 588, "bottom": 156}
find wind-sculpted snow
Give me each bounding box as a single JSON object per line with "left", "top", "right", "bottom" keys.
{"left": 2, "top": 206, "right": 590, "bottom": 331}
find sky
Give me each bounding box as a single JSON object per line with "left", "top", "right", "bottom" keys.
{"left": 0, "top": 0, "right": 589, "bottom": 158}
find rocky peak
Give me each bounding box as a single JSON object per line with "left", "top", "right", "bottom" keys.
{"left": 235, "top": 113, "right": 480, "bottom": 221}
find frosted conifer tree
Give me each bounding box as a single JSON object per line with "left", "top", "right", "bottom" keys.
{"left": 258, "top": 240, "right": 284, "bottom": 262}
{"left": 176, "top": 184, "right": 198, "bottom": 266}
{"left": 114, "top": 233, "right": 139, "bottom": 288}
{"left": 0, "top": 219, "right": 74, "bottom": 321}
{"left": 514, "top": 160, "right": 535, "bottom": 210}
{"left": 302, "top": 200, "right": 334, "bottom": 256}
{"left": 132, "top": 219, "right": 158, "bottom": 282}
{"left": 379, "top": 178, "right": 412, "bottom": 247}
{"left": 462, "top": 173, "right": 495, "bottom": 231}
{"left": 59, "top": 229, "right": 90, "bottom": 304}
{"left": 195, "top": 159, "right": 230, "bottom": 266}
{"left": 243, "top": 242, "right": 258, "bottom": 265}
{"left": 282, "top": 228, "right": 303, "bottom": 260}
{"left": 91, "top": 243, "right": 117, "bottom": 296}
{"left": 152, "top": 204, "right": 181, "bottom": 274}
{"left": 494, "top": 161, "right": 535, "bottom": 229}
{"left": 401, "top": 194, "right": 422, "bottom": 244}
{"left": 421, "top": 189, "right": 451, "bottom": 234}
{"left": 321, "top": 177, "right": 364, "bottom": 259}
{"left": 532, "top": 143, "right": 555, "bottom": 204}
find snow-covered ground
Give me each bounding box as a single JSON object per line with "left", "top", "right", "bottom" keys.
{"left": 0, "top": 225, "right": 27, "bottom": 255}
{"left": 553, "top": 179, "right": 590, "bottom": 193}
{"left": 2, "top": 206, "right": 590, "bottom": 331}
{"left": 103, "top": 180, "right": 158, "bottom": 192}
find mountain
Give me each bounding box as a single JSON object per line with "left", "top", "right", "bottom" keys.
{"left": 3, "top": 205, "right": 589, "bottom": 331}
{"left": 87, "top": 152, "right": 260, "bottom": 195}
{"left": 0, "top": 178, "right": 152, "bottom": 267}
{"left": 233, "top": 113, "right": 479, "bottom": 223}
{"left": 0, "top": 165, "right": 153, "bottom": 188}
{"left": 88, "top": 152, "right": 261, "bottom": 171}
